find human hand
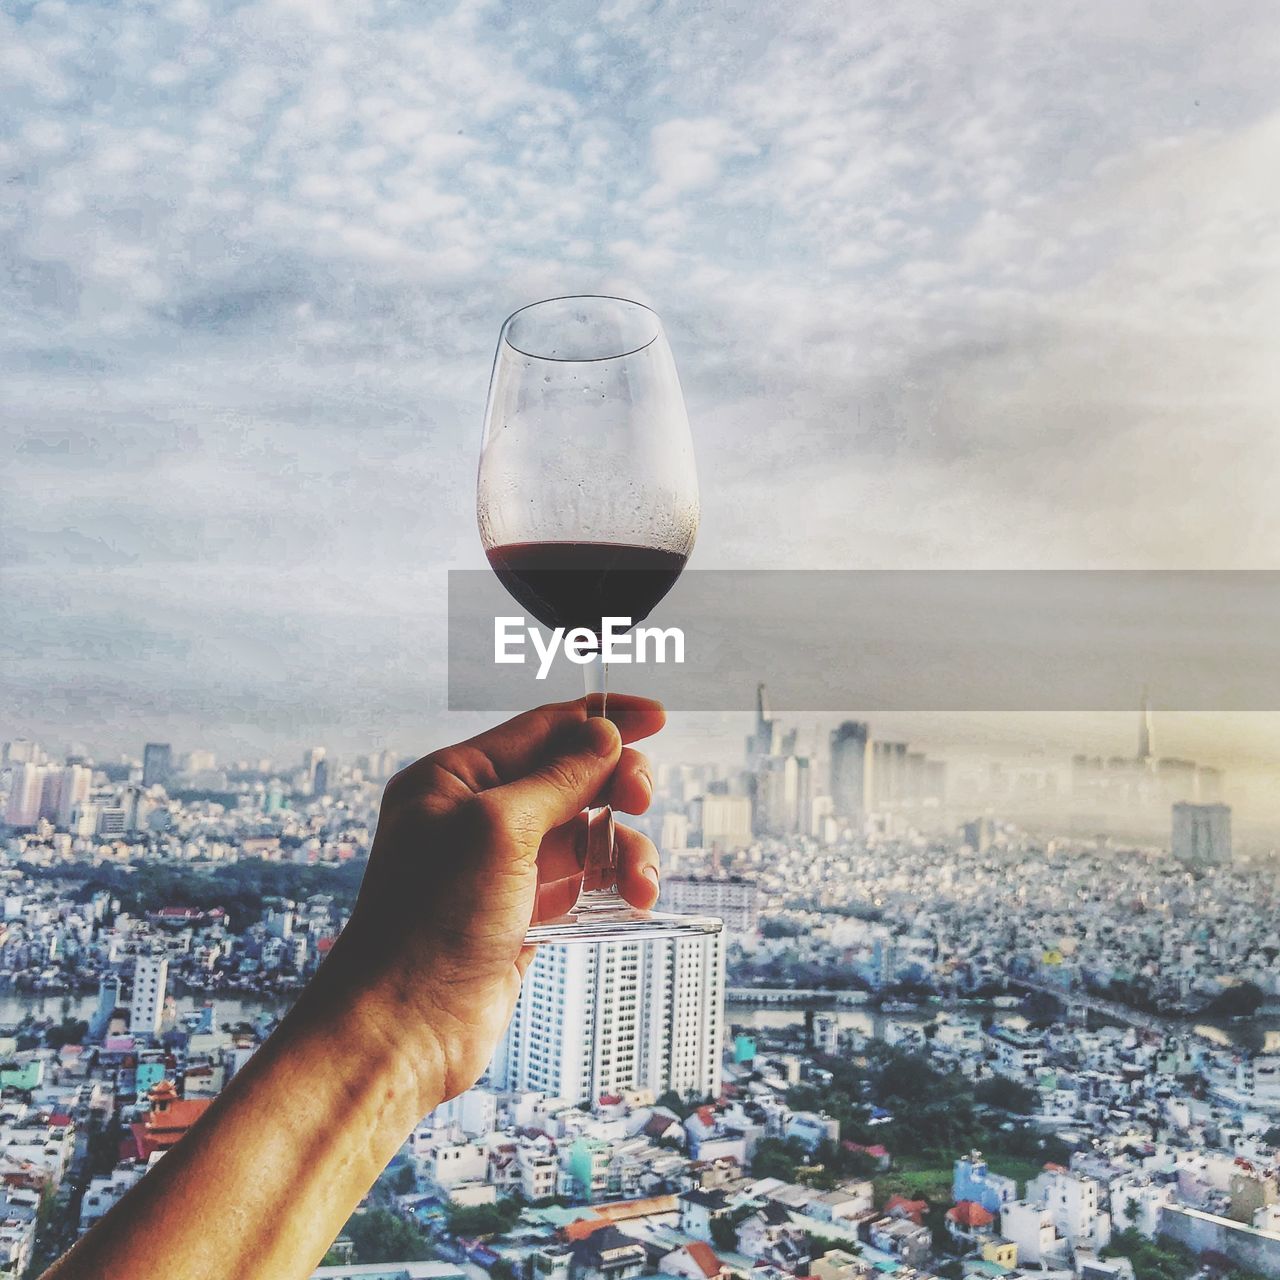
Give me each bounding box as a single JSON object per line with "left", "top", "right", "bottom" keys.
{"left": 326, "top": 696, "right": 666, "bottom": 1105}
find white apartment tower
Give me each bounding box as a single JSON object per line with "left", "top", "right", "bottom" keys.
{"left": 492, "top": 933, "right": 725, "bottom": 1105}
{"left": 660, "top": 876, "right": 759, "bottom": 934}
{"left": 130, "top": 953, "right": 169, "bottom": 1040}
{"left": 5, "top": 764, "right": 43, "bottom": 827}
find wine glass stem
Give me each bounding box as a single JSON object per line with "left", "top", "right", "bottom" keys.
{"left": 579, "top": 652, "right": 619, "bottom": 904}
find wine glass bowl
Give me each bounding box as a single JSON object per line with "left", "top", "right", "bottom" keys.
{"left": 479, "top": 297, "right": 700, "bottom": 563}
{"left": 477, "top": 295, "right": 721, "bottom": 944}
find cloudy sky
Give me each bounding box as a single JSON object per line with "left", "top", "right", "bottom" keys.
{"left": 4, "top": 0, "right": 1280, "bottom": 766}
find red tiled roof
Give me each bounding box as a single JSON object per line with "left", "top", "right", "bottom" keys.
{"left": 646, "top": 1114, "right": 679, "bottom": 1139}
{"left": 564, "top": 1194, "right": 681, "bottom": 1241}
{"left": 125, "top": 1085, "right": 214, "bottom": 1160}
{"left": 947, "top": 1201, "right": 995, "bottom": 1229}
{"left": 885, "top": 1195, "right": 927, "bottom": 1224}
{"left": 564, "top": 1218, "right": 611, "bottom": 1242}
{"left": 683, "top": 1242, "right": 724, "bottom": 1278}
{"left": 595, "top": 1195, "right": 679, "bottom": 1222}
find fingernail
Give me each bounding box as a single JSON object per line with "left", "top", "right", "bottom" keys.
{"left": 642, "top": 865, "right": 660, "bottom": 888}
{"left": 577, "top": 717, "right": 619, "bottom": 758}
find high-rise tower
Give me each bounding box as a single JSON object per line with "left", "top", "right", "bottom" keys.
{"left": 1138, "top": 687, "right": 1154, "bottom": 765}
{"left": 492, "top": 934, "right": 725, "bottom": 1105}
{"left": 829, "top": 721, "right": 871, "bottom": 821}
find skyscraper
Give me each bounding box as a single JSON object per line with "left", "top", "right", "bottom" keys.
{"left": 829, "top": 721, "right": 870, "bottom": 821}
{"left": 312, "top": 757, "right": 330, "bottom": 797}
{"left": 1172, "top": 802, "right": 1231, "bottom": 867}
{"left": 492, "top": 934, "right": 725, "bottom": 1105}
{"left": 130, "top": 953, "right": 169, "bottom": 1039}
{"left": 142, "top": 743, "right": 172, "bottom": 788}
{"left": 55, "top": 765, "right": 92, "bottom": 828}
{"left": 1138, "top": 686, "right": 1155, "bottom": 765}
{"left": 755, "top": 754, "right": 812, "bottom": 835}
{"left": 303, "top": 747, "right": 326, "bottom": 796}
{"left": 5, "top": 763, "right": 43, "bottom": 827}
{"left": 870, "top": 740, "right": 909, "bottom": 807}
{"left": 696, "top": 795, "right": 753, "bottom": 848}
{"left": 745, "top": 683, "right": 781, "bottom": 767}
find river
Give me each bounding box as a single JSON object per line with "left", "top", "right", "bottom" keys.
{"left": 3, "top": 989, "right": 1276, "bottom": 1054}
{"left": 0, "top": 990, "right": 293, "bottom": 1031}
{"left": 726, "top": 1000, "right": 1280, "bottom": 1054}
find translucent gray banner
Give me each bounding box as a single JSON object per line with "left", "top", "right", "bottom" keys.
{"left": 447, "top": 570, "right": 1280, "bottom": 711}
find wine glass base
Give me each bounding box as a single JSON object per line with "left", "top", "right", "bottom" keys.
{"left": 525, "top": 906, "right": 723, "bottom": 945}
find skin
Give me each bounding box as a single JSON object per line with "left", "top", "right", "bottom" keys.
{"left": 42, "top": 695, "right": 666, "bottom": 1280}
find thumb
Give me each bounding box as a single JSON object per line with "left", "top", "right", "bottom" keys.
{"left": 486, "top": 716, "right": 621, "bottom": 838}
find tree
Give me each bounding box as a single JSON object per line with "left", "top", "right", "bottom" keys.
{"left": 710, "top": 1215, "right": 739, "bottom": 1253}
{"left": 809, "top": 1235, "right": 860, "bottom": 1257}
{"left": 392, "top": 1164, "right": 417, "bottom": 1194}
{"left": 751, "top": 1138, "right": 808, "bottom": 1180}
{"left": 46, "top": 1018, "right": 89, "bottom": 1049}
{"left": 343, "top": 1209, "right": 433, "bottom": 1263}
{"left": 973, "top": 1075, "right": 1038, "bottom": 1114}
{"left": 1198, "top": 981, "right": 1264, "bottom": 1019}
{"left": 446, "top": 1200, "right": 522, "bottom": 1239}
{"left": 761, "top": 918, "right": 805, "bottom": 939}
{"left": 1102, "top": 1228, "right": 1196, "bottom": 1280}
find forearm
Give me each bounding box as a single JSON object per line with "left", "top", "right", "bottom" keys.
{"left": 44, "top": 945, "right": 445, "bottom": 1280}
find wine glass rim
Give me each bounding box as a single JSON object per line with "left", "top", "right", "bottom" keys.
{"left": 500, "top": 294, "right": 661, "bottom": 363}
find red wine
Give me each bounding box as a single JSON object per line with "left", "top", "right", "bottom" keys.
{"left": 485, "top": 541, "right": 687, "bottom": 635}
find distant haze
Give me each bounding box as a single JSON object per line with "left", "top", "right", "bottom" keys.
{"left": 4, "top": 1, "right": 1280, "bottom": 783}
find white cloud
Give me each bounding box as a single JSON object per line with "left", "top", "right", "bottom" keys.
{"left": 646, "top": 116, "right": 756, "bottom": 202}
{"left": 3, "top": 0, "right": 1280, "bottom": 752}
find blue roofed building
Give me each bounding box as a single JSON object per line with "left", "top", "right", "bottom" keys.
{"left": 953, "top": 1151, "right": 1018, "bottom": 1215}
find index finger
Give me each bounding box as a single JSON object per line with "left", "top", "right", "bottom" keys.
{"left": 439, "top": 695, "right": 666, "bottom": 791}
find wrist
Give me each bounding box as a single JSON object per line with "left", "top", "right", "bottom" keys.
{"left": 288, "top": 933, "right": 452, "bottom": 1122}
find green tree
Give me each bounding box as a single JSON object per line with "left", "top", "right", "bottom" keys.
{"left": 446, "top": 1200, "right": 522, "bottom": 1239}
{"left": 1102, "top": 1228, "right": 1197, "bottom": 1280}
{"left": 973, "top": 1075, "right": 1038, "bottom": 1114}
{"left": 343, "top": 1208, "right": 433, "bottom": 1263}
{"left": 751, "top": 1138, "right": 808, "bottom": 1180}
{"left": 45, "top": 1018, "right": 89, "bottom": 1049}
{"left": 1198, "top": 981, "right": 1264, "bottom": 1019}
{"left": 710, "top": 1215, "right": 739, "bottom": 1252}
{"left": 760, "top": 918, "right": 806, "bottom": 939}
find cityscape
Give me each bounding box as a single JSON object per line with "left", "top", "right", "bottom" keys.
{"left": 0, "top": 692, "right": 1277, "bottom": 1279}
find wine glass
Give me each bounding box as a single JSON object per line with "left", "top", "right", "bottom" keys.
{"left": 477, "top": 295, "right": 723, "bottom": 943}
